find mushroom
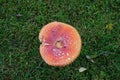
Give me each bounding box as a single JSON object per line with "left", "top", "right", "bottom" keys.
{"left": 39, "top": 21, "right": 82, "bottom": 66}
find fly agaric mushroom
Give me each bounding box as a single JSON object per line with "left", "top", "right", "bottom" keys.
{"left": 39, "top": 21, "right": 82, "bottom": 66}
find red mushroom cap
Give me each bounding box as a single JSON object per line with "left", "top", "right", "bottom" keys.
{"left": 39, "top": 22, "right": 82, "bottom": 66}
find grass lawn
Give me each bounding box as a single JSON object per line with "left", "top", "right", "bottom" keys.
{"left": 0, "top": 0, "right": 120, "bottom": 80}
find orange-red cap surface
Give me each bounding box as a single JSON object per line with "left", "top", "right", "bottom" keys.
{"left": 39, "top": 22, "right": 82, "bottom": 66}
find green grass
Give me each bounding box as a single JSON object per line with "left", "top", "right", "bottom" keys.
{"left": 0, "top": 0, "right": 120, "bottom": 80}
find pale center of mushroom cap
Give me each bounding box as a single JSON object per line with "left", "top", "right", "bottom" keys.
{"left": 55, "top": 41, "right": 62, "bottom": 48}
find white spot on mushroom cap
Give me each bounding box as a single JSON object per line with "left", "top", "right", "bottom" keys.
{"left": 58, "top": 53, "right": 61, "bottom": 56}
{"left": 66, "top": 53, "right": 69, "bottom": 56}
{"left": 53, "top": 48, "right": 63, "bottom": 57}
{"left": 66, "top": 58, "right": 71, "bottom": 62}
{"left": 62, "top": 53, "right": 64, "bottom": 55}
{"left": 44, "top": 43, "right": 50, "bottom": 46}
{"left": 68, "top": 58, "right": 71, "bottom": 61}
{"left": 72, "top": 56, "right": 74, "bottom": 58}
{"left": 53, "top": 49, "right": 56, "bottom": 52}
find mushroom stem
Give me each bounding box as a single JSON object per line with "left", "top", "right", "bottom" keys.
{"left": 55, "top": 41, "right": 62, "bottom": 48}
